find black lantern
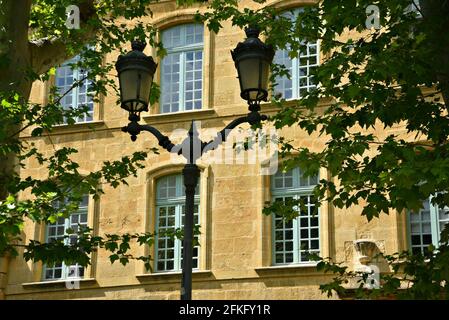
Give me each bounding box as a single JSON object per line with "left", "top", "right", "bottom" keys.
{"left": 115, "top": 41, "right": 157, "bottom": 114}
{"left": 231, "top": 27, "right": 275, "bottom": 104}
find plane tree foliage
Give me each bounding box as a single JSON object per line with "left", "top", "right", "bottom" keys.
{"left": 2, "top": 0, "right": 449, "bottom": 298}
{"left": 0, "top": 0, "right": 170, "bottom": 270}
{"left": 188, "top": 0, "right": 449, "bottom": 299}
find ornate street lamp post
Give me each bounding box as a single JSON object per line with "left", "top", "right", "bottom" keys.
{"left": 115, "top": 27, "right": 274, "bottom": 300}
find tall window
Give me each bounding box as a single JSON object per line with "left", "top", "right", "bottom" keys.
{"left": 155, "top": 174, "right": 200, "bottom": 272}
{"left": 271, "top": 167, "right": 320, "bottom": 265}
{"left": 409, "top": 196, "right": 449, "bottom": 254}
{"left": 273, "top": 8, "right": 319, "bottom": 100}
{"left": 55, "top": 55, "right": 94, "bottom": 123}
{"left": 43, "top": 195, "right": 89, "bottom": 280}
{"left": 160, "top": 24, "right": 203, "bottom": 113}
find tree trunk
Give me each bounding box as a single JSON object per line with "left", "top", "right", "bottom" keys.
{"left": 420, "top": 0, "right": 449, "bottom": 108}
{"left": 0, "top": 254, "right": 10, "bottom": 299}
{"left": 0, "top": 0, "right": 98, "bottom": 299}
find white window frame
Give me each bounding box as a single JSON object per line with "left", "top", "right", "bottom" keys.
{"left": 408, "top": 195, "right": 449, "bottom": 254}
{"left": 160, "top": 24, "right": 204, "bottom": 113}
{"left": 271, "top": 167, "right": 320, "bottom": 265}
{"left": 43, "top": 196, "right": 88, "bottom": 281}
{"left": 273, "top": 8, "right": 320, "bottom": 100}
{"left": 55, "top": 55, "right": 94, "bottom": 124}
{"left": 154, "top": 174, "right": 200, "bottom": 272}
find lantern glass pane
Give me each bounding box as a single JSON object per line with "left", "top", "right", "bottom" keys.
{"left": 138, "top": 72, "right": 153, "bottom": 106}
{"left": 248, "top": 60, "right": 270, "bottom": 100}
{"left": 260, "top": 60, "right": 270, "bottom": 93}
{"left": 120, "top": 69, "right": 138, "bottom": 107}
{"left": 238, "top": 58, "right": 270, "bottom": 101}
{"left": 239, "top": 58, "right": 260, "bottom": 93}
{"left": 120, "top": 69, "right": 153, "bottom": 112}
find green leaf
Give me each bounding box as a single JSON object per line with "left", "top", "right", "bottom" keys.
{"left": 31, "top": 127, "right": 44, "bottom": 137}
{"left": 109, "top": 254, "right": 119, "bottom": 264}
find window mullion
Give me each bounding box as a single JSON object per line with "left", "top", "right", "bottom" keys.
{"left": 406, "top": 212, "right": 413, "bottom": 253}
{"left": 154, "top": 206, "right": 160, "bottom": 270}
{"left": 175, "top": 204, "right": 181, "bottom": 271}
{"left": 293, "top": 167, "right": 299, "bottom": 189}
{"left": 176, "top": 174, "right": 182, "bottom": 198}
{"left": 293, "top": 207, "right": 299, "bottom": 263}
{"left": 175, "top": 175, "right": 182, "bottom": 271}
{"left": 431, "top": 200, "right": 440, "bottom": 246}
{"left": 62, "top": 217, "right": 70, "bottom": 279}
{"left": 64, "top": 218, "right": 70, "bottom": 246}
{"left": 73, "top": 68, "right": 79, "bottom": 122}
{"left": 62, "top": 264, "right": 67, "bottom": 280}
{"left": 292, "top": 56, "right": 299, "bottom": 100}
{"left": 179, "top": 52, "right": 186, "bottom": 111}
{"left": 179, "top": 22, "right": 186, "bottom": 112}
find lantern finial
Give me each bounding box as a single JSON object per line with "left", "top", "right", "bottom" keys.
{"left": 245, "top": 27, "right": 260, "bottom": 38}
{"left": 131, "top": 40, "right": 146, "bottom": 52}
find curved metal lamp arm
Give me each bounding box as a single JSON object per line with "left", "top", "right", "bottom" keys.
{"left": 140, "top": 125, "right": 178, "bottom": 152}
{"left": 121, "top": 120, "right": 178, "bottom": 153}
{"left": 201, "top": 110, "right": 268, "bottom": 154}
{"left": 121, "top": 106, "right": 268, "bottom": 160}
{"left": 201, "top": 116, "right": 247, "bottom": 153}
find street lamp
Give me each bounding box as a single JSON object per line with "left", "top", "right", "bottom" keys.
{"left": 232, "top": 26, "right": 274, "bottom": 105}
{"left": 116, "top": 41, "right": 157, "bottom": 117}
{"left": 115, "top": 27, "right": 274, "bottom": 300}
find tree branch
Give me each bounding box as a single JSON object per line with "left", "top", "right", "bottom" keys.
{"left": 8, "top": 74, "right": 90, "bottom": 139}
{"left": 29, "top": 0, "right": 98, "bottom": 76}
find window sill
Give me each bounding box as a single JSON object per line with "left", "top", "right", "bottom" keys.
{"left": 255, "top": 263, "right": 324, "bottom": 277}
{"left": 22, "top": 278, "right": 97, "bottom": 289}
{"left": 43, "top": 120, "right": 106, "bottom": 135}
{"left": 142, "top": 109, "right": 217, "bottom": 125}
{"left": 259, "top": 96, "right": 335, "bottom": 114}
{"left": 136, "top": 270, "right": 214, "bottom": 283}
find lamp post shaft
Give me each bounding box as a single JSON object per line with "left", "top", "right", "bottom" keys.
{"left": 181, "top": 163, "right": 200, "bottom": 300}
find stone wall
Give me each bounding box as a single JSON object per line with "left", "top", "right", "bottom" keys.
{"left": 5, "top": 0, "right": 409, "bottom": 300}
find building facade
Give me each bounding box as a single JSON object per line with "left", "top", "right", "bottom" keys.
{"left": 1, "top": 0, "right": 433, "bottom": 299}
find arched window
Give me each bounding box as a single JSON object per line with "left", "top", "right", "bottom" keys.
{"left": 43, "top": 194, "right": 89, "bottom": 280}
{"left": 160, "top": 24, "right": 204, "bottom": 113}
{"left": 155, "top": 174, "right": 200, "bottom": 272}
{"left": 55, "top": 55, "right": 94, "bottom": 123}
{"left": 273, "top": 8, "right": 319, "bottom": 100}
{"left": 271, "top": 167, "right": 320, "bottom": 264}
